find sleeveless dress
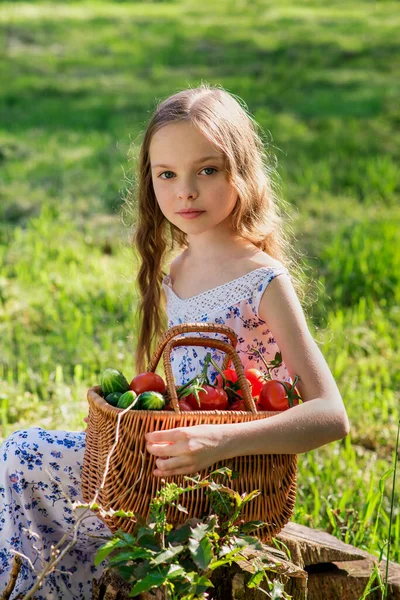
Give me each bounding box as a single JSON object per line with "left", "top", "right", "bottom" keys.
{"left": 0, "top": 265, "right": 291, "bottom": 599}
{"left": 162, "top": 265, "right": 292, "bottom": 385}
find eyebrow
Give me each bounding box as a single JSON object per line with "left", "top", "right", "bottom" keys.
{"left": 151, "top": 155, "right": 224, "bottom": 169}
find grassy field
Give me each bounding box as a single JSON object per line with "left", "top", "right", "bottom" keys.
{"left": 1, "top": 0, "right": 399, "bottom": 578}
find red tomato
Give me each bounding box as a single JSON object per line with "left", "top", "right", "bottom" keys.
{"left": 215, "top": 368, "right": 237, "bottom": 387}
{"left": 164, "top": 399, "right": 195, "bottom": 411}
{"left": 178, "top": 399, "right": 195, "bottom": 411}
{"left": 229, "top": 399, "right": 246, "bottom": 411}
{"left": 258, "top": 380, "right": 299, "bottom": 411}
{"left": 231, "top": 378, "right": 256, "bottom": 399}
{"left": 130, "top": 372, "right": 166, "bottom": 395}
{"left": 215, "top": 367, "right": 264, "bottom": 399}
{"left": 185, "top": 385, "right": 229, "bottom": 410}
{"left": 244, "top": 368, "right": 264, "bottom": 397}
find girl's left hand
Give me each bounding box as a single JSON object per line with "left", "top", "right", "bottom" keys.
{"left": 145, "top": 424, "right": 228, "bottom": 477}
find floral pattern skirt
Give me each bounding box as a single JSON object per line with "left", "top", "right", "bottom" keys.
{"left": 0, "top": 428, "right": 112, "bottom": 599}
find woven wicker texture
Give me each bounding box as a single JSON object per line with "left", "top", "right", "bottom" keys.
{"left": 81, "top": 323, "right": 297, "bottom": 542}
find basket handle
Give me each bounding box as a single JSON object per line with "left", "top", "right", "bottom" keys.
{"left": 146, "top": 323, "right": 238, "bottom": 374}
{"left": 160, "top": 336, "right": 257, "bottom": 414}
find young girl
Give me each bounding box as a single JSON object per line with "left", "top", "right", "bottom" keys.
{"left": 0, "top": 83, "right": 349, "bottom": 599}
{"left": 134, "top": 83, "right": 349, "bottom": 476}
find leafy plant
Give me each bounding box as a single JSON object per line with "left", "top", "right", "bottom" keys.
{"left": 94, "top": 467, "right": 293, "bottom": 599}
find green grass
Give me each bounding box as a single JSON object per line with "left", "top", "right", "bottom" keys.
{"left": 0, "top": 0, "right": 399, "bottom": 582}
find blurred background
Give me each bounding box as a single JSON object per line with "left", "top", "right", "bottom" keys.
{"left": 1, "top": 0, "right": 399, "bottom": 563}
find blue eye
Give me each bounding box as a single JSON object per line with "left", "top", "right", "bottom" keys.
{"left": 159, "top": 167, "right": 217, "bottom": 179}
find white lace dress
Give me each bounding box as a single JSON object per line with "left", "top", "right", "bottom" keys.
{"left": 162, "top": 265, "right": 293, "bottom": 385}
{"left": 0, "top": 265, "right": 291, "bottom": 599}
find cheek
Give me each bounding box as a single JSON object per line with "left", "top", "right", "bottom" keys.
{"left": 213, "top": 182, "right": 237, "bottom": 212}
{"left": 152, "top": 183, "right": 178, "bottom": 221}
{"left": 152, "top": 180, "right": 169, "bottom": 207}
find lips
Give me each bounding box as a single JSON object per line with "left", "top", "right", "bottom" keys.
{"left": 177, "top": 210, "right": 205, "bottom": 220}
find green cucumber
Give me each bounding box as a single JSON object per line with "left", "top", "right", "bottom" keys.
{"left": 101, "top": 368, "right": 130, "bottom": 396}
{"left": 117, "top": 390, "right": 138, "bottom": 409}
{"left": 137, "top": 391, "right": 166, "bottom": 410}
{"left": 105, "top": 392, "right": 122, "bottom": 407}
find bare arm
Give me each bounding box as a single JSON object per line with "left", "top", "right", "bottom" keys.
{"left": 221, "top": 272, "right": 350, "bottom": 456}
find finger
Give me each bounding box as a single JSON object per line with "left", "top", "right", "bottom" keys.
{"left": 146, "top": 441, "right": 178, "bottom": 458}
{"left": 145, "top": 429, "right": 184, "bottom": 443}
{"left": 147, "top": 440, "right": 187, "bottom": 458}
{"left": 154, "top": 456, "right": 190, "bottom": 472}
{"left": 153, "top": 462, "right": 199, "bottom": 477}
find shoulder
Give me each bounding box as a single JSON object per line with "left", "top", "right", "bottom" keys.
{"left": 237, "top": 250, "right": 283, "bottom": 274}
{"left": 233, "top": 253, "right": 285, "bottom": 281}
{"left": 250, "top": 255, "right": 283, "bottom": 271}
{"left": 258, "top": 272, "right": 305, "bottom": 334}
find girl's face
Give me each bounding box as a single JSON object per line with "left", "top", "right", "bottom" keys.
{"left": 149, "top": 121, "right": 238, "bottom": 236}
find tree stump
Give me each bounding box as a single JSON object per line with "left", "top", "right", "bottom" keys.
{"left": 91, "top": 522, "right": 400, "bottom": 600}
{"left": 276, "top": 522, "right": 400, "bottom": 599}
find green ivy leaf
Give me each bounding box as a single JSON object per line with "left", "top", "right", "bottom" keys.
{"left": 239, "top": 520, "right": 266, "bottom": 533}
{"left": 109, "top": 548, "right": 153, "bottom": 566}
{"left": 94, "top": 537, "right": 124, "bottom": 566}
{"left": 188, "top": 536, "right": 213, "bottom": 570}
{"left": 209, "top": 547, "right": 243, "bottom": 570}
{"left": 207, "top": 481, "right": 221, "bottom": 491}
{"left": 116, "top": 531, "right": 138, "bottom": 547}
{"left": 129, "top": 568, "right": 169, "bottom": 597}
{"left": 132, "top": 561, "right": 151, "bottom": 580}
{"left": 166, "top": 563, "right": 186, "bottom": 580}
{"left": 233, "top": 535, "right": 263, "bottom": 551}
{"left": 208, "top": 466, "right": 233, "bottom": 478}
{"left": 179, "top": 556, "right": 198, "bottom": 573}
{"left": 183, "top": 473, "right": 202, "bottom": 484}
{"left": 113, "top": 509, "right": 135, "bottom": 518}
{"left": 240, "top": 489, "right": 261, "bottom": 505}
{"left": 218, "top": 543, "right": 233, "bottom": 557}
{"left": 135, "top": 531, "right": 161, "bottom": 552}
{"left": 247, "top": 568, "right": 264, "bottom": 589}
{"left": 189, "top": 573, "right": 214, "bottom": 595}
{"left": 152, "top": 544, "right": 185, "bottom": 566}
{"left": 190, "top": 522, "right": 212, "bottom": 542}
{"left": 136, "top": 526, "right": 154, "bottom": 540}
{"left": 166, "top": 522, "right": 193, "bottom": 544}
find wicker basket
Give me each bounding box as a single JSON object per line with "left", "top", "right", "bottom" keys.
{"left": 81, "top": 323, "right": 297, "bottom": 542}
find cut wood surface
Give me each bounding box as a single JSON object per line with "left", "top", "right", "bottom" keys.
{"left": 276, "top": 521, "right": 367, "bottom": 567}
{"left": 277, "top": 521, "right": 400, "bottom": 599}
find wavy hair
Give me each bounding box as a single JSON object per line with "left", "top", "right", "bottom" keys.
{"left": 122, "top": 82, "right": 314, "bottom": 375}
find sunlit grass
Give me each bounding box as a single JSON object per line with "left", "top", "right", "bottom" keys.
{"left": 0, "top": 0, "right": 399, "bottom": 575}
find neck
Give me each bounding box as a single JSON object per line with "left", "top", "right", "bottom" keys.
{"left": 183, "top": 228, "right": 257, "bottom": 264}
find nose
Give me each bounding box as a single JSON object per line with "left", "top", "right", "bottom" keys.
{"left": 177, "top": 181, "right": 198, "bottom": 201}
{"left": 178, "top": 190, "right": 198, "bottom": 201}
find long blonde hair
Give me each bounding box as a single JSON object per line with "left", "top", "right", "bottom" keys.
{"left": 123, "top": 83, "right": 312, "bottom": 375}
